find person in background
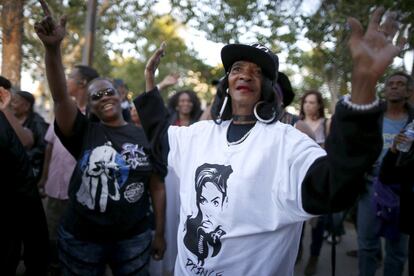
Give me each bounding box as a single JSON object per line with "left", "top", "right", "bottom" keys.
{"left": 37, "top": 65, "right": 99, "bottom": 275}
{"left": 114, "top": 78, "right": 132, "bottom": 122}
{"left": 276, "top": 72, "right": 315, "bottom": 139}
{"left": 130, "top": 105, "right": 142, "bottom": 127}
{"left": 298, "top": 90, "right": 330, "bottom": 147}
{"left": 67, "top": 65, "right": 100, "bottom": 113}
{"left": 0, "top": 76, "right": 34, "bottom": 147}
{"left": 298, "top": 90, "right": 345, "bottom": 275}
{"left": 380, "top": 127, "right": 414, "bottom": 275}
{"left": 0, "top": 86, "right": 49, "bottom": 276}
{"left": 357, "top": 71, "right": 414, "bottom": 276}
{"left": 167, "top": 90, "right": 202, "bottom": 126}
{"left": 11, "top": 90, "right": 49, "bottom": 181}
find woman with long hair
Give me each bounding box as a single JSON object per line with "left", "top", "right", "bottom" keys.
{"left": 167, "top": 90, "right": 202, "bottom": 126}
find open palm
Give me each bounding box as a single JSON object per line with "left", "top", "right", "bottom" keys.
{"left": 348, "top": 8, "right": 405, "bottom": 80}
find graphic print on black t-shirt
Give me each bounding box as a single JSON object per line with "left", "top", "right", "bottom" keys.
{"left": 183, "top": 163, "right": 233, "bottom": 267}
{"left": 121, "top": 143, "right": 150, "bottom": 169}
{"left": 77, "top": 141, "right": 148, "bottom": 212}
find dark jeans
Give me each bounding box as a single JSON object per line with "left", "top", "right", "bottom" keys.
{"left": 58, "top": 226, "right": 152, "bottom": 276}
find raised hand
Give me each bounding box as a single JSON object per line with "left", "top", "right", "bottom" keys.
{"left": 34, "top": 0, "right": 67, "bottom": 48}
{"left": 348, "top": 8, "right": 405, "bottom": 103}
{"left": 158, "top": 73, "right": 180, "bottom": 91}
{"left": 145, "top": 42, "right": 166, "bottom": 91}
{"left": 0, "top": 87, "right": 12, "bottom": 111}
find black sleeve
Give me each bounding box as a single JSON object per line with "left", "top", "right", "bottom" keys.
{"left": 301, "top": 102, "right": 383, "bottom": 215}
{"left": 54, "top": 109, "right": 88, "bottom": 159}
{"left": 133, "top": 88, "right": 170, "bottom": 178}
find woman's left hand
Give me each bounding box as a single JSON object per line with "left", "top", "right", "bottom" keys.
{"left": 348, "top": 8, "right": 406, "bottom": 104}
{"left": 151, "top": 233, "right": 166, "bottom": 260}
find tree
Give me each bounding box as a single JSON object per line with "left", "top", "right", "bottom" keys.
{"left": 290, "top": 0, "right": 414, "bottom": 111}
{"left": 1, "top": 0, "right": 24, "bottom": 87}
{"left": 111, "top": 14, "right": 222, "bottom": 103}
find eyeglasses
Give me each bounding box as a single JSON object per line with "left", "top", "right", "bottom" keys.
{"left": 89, "top": 88, "right": 116, "bottom": 101}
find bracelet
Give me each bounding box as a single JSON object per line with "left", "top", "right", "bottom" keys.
{"left": 341, "top": 94, "right": 380, "bottom": 111}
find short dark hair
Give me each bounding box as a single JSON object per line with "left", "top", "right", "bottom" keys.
{"left": 299, "top": 90, "right": 325, "bottom": 120}
{"left": 0, "top": 75, "right": 12, "bottom": 90}
{"left": 15, "top": 91, "right": 35, "bottom": 108}
{"left": 167, "top": 90, "right": 202, "bottom": 121}
{"left": 387, "top": 71, "right": 414, "bottom": 89}
{"left": 210, "top": 75, "right": 280, "bottom": 124}
{"left": 74, "top": 65, "right": 99, "bottom": 84}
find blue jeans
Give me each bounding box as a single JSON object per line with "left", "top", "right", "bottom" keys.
{"left": 58, "top": 226, "right": 151, "bottom": 276}
{"left": 357, "top": 182, "right": 408, "bottom": 276}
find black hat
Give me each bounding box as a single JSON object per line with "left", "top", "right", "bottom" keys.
{"left": 275, "top": 72, "right": 295, "bottom": 107}
{"left": 16, "top": 91, "right": 35, "bottom": 108}
{"left": 0, "top": 75, "right": 12, "bottom": 90}
{"left": 221, "top": 43, "right": 278, "bottom": 81}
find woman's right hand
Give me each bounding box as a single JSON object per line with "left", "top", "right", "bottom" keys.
{"left": 145, "top": 42, "right": 166, "bottom": 91}
{"left": 34, "top": 0, "right": 67, "bottom": 49}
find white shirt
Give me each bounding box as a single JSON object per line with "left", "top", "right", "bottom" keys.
{"left": 168, "top": 120, "right": 325, "bottom": 276}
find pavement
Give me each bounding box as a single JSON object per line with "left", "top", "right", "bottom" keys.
{"left": 294, "top": 221, "right": 409, "bottom": 276}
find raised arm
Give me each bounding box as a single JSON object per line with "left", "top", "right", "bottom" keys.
{"left": 302, "top": 8, "right": 406, "bottom": 214}
{"left": 0, "top": 87, "right": 34, "bottom": 148}
{"left": 134, "top": 43, "right": 171, "bottom": 177}
{"left": 34, "top": 0, "right": 77, "bottom": 136}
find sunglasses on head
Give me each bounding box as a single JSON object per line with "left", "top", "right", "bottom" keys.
{"left": 90, "top": 88, "right": 116, "bottom": 101}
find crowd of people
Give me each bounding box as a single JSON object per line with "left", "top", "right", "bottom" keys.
{"left": 1, "top": 1, "right": 413, "bottom": 276}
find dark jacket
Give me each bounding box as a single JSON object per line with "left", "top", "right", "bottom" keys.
{"left": 380, "top": 149, "right": 414, "bottom": 235}
{"left": 23, "top": 111, "right": 49, "bottom": 180}
{"left": 377, "top": 102, "right": 414, "bottom": 235}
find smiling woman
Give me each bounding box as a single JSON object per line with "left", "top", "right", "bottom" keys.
{"left": 34, "top": 1, "right": 166, "bottom": 274}
{"left": 86, "top": 78, "right": 125, "bottom": 127}
{"left": 135, "top": 6, "right": 404, "bottom": 275}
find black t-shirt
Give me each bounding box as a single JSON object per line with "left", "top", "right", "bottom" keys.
{"left": 55, "top": 110, "right": 155, "bottom": 241}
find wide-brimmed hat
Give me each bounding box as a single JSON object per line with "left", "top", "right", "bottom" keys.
{"left": 221, "top": 43, "right": 278, "bottom": 81}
